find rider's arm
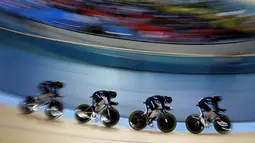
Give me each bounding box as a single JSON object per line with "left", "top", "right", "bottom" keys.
{"left": 101, "top": 92, "right": 110, "bottom": 105}
{"left": 102, "top": 96, "right": 109, "bottom": 104}
{"left": 58, "top": 93, "right": 64, "bottom": 97}
{"left": 52, "top": 88, "right": 58, "bottom": 97}
{"left": 160, "top": 97, "right": 167, "bottom": 109}
{"left": 209, "top": 97, "right": 220, "bottom": 110}
{"left": 213, "top": 101, "right": 220, "bottom": 110}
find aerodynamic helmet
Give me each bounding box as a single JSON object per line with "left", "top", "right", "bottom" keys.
{"left": 164, "top": 96, "right": 172, "bottom": 104}
{"left": 110, "top": 91, "right": 117, "bottom": 98}
{"left": 55, "top": 81, "right": 64, "bottom": 88}
{"left": 213, "top": 95, "right": 222, "bottom": 102}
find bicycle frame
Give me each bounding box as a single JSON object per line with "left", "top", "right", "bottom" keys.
{"left": 95, "top": 104, "right": 111, "bottom": 115}
{"left": 142, "top": 102, "right": 168, "bottom": 122}
{"left": 25, "top": 96, "right": 58, "bottom": 106}
{"left": 197, "top": 106, "right": 224, "bottom": 123}
{"left": 80, "top": 104, "right": 113, "bottom": 118}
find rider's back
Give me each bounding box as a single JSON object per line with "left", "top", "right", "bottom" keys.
{"left": 39, "top": 81, "right": 56, "bottom": 87}
{"left": 147, "top": 95, "right": 164, "bottom": 103}
{"left": 93, "top": 90, "right": 110, "bottom": 98}
{"left": 199, "top": 97, "right": 214, "bottom": 104}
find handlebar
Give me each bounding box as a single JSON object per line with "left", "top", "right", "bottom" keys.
{"left": 105, "top": 102, "right": 118, "bottom": 108}
{"left": 160, "top": 107, "right": 172, "bottom": 112}
{"left": 49, "top": 96, "right": 64, "bottom": 100}
{"left": 107, "top": 104, "right": 117, "bottom": 107}
{"left": 109, "top": 101, "right": 118, "bottom": 106}
{"left": 213, "top": 108, "right": 227, "bottom": 113}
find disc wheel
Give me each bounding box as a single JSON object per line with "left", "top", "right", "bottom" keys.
{"left": 185, "top": 114, "right": 204, "bottom": 134}
{"left": 213, "top": 115, "right": 232, "bottom": 134}
{"left": 19, "top": 96, "right": 35, "bottom": 114}
{"left": 75, "top": 104, "right": 92, "bottom": 124}
{"left": 157, "top": 113, "right": 177, "bottom": 133}
{"left": 128, "top": 110, "right": 148, "bottom": 131}
{"left": 45, "top": 100, "right": 64, "bottom": 119}
{"left": 100, "top": 107, "right": 120, "bottom": 128}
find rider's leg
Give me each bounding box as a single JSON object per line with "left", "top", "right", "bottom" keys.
{"left": 37, "top": 86, "right": 52, "bottom": 103}
{"left": 95, "top": 100, "right": 105, "bottom": 113}
{"left": 198, "top": 102, "right": 211, "bottom": 127}
{"left": 203, "top": 107, "right": 212, "bottom": 127}
{"left": 146, "top": 100, "right": 158, "bottom": 126}
{"left": 202, "top": 102, "right": 212, "bottom": 122}
{"left": 40, "top": 93, "right": 52, "bottom": 102}
{"left": 91, "top": 94, "right": 103, "bottom": 112}
{"left": 205, "top": 110, "right": 212, "bottom": 122}
{"left": 149, "top": 107, "right": 159, "bottom": 122}
{"left": 91, "top": 99, "right": 105, "bottom": 118}
{"left": 32, "top": 93, "right": 52, "bottom": 111}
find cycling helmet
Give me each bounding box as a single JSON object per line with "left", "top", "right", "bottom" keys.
{"left": 213, "top": 95, "right": 222, "bottom": 102}
{"left": 110, "top": 91, "right": 117, "bottom": 98}
{"left": 55, "top": 81, "right": 64, "bottom": 88}
{"left": 164, "top": 96, "right": 172, "bottom": 104}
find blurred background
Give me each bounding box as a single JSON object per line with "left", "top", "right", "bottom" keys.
{"left": 1, "top": 0, "right": 255, "bottom": 44}
{"left": 1, "top": 0, "right": 255, "bottom": 122}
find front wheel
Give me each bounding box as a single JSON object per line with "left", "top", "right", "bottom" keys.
{"left": 213, "top": 115, "right": 232, "bottom": 134}
{"left": 45, "top": 100, "right": 64, "bottom": 119}
{"left": 128, "top": 110, "right": 148, "bottom": 131}
{"left": 100, "top": 107, "right": 120, "bottom": 128}
{"left": 157, "top": 113, "right": 177, "bottom": 133}
{"left": 185, "top": 114, "right": 204, "bottom": 134}
{"left": 75, "top": 104, "right": 92, "bottom": 124}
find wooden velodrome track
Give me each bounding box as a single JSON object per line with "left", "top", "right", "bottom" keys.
{"left": 0, "top": 105, "right": 254, "bottom": 143}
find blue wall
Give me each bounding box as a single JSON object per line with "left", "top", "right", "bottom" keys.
{"left": 0, "top": 44, "right": 255, "bottom": 122}
{"left": 1, "top": 18, "right": 255, "bottom": 121}
{"left": 1, "top": 27, "right": 255, "bottom": 74}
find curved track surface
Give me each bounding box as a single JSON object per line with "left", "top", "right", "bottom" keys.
{"left": 0, "top": 105, "right": 254, "bottom": 143}
{"left": 1, "top": 43, "right": 255, "bottom": 121}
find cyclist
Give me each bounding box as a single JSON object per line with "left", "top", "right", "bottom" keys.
{"left": 32, "top": 80, "right": 64, "bottom": 111}
{"left": 145, "top": 95, "right": 173, "bottom": 127}
{"left": 198, "top": 95, "right": 225, "bottom": 127}
{"left": 90, "top": 90, "right": 118, "bottom": 119}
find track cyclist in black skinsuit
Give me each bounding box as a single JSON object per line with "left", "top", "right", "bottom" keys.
{"left": 145, "top": 95, "right": 173, "bottom": 127}
{"left": 90, "top": 90, "right": 119, "bottom": 119}
{"left": 32, "top": 80, "right": 64, "bottom": 111}
{"left": 198, "top": 96, "right": 226, "bottom": 127}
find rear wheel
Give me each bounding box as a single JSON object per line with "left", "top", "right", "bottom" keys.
{"left": 157, "top": 113, "right": 177, "bottom": 133}
{"left": 75, "top": 104, "right": 92, "bottom": 124}
{"left": 45, "top": 100, "right": 64, "bottom": 119}
{"left": 19, "top": 96, "right": 36, "bottom": 114}
{"left": 100, "top": 107, "right": 120, "bottom": 128}
{"left": 128, "top": 110, "right": 148, "bottom": 131}
{"left": 185, "top": 114, "right": 204, "bottom": 134}
{"left": 214, "top": 115, "right": 232, "bottom": 134}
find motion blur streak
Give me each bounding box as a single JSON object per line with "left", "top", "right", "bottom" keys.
{"left": 1, "top": 44, "right": 255, "bottom": 122}
{"left": 1, "top": 0, "right": 255, "bottom": 122}
{"left": 1, "top": 0, "right": 255, "bottom": 44}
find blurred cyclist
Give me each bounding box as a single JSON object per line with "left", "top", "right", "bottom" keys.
{"left": 90, "top": 90, "right": 118, "bottom": 119}
{"left": 32, "top": 80, "right": 64, "bottom": 111}
{"left": 145, "top": 95, "right": 173, "bottom": 127}
{"left": 198, "top": 95, "right": 225, "bottom": 127}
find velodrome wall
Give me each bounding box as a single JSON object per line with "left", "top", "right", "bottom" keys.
{"left": 1, "top": 44, "right": 255, "bottom": 122}
{"left": 1, "top": 13, "right": 255, "bottom": 74}
{"left": 1, "top": 19, "right": 255, "bottom": 122}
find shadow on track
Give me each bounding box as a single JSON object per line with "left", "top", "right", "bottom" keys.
{"left": 18, "top": 112, "right": 64, "bottom": 126}
{"left": 72, "top": 122, "right": 121, "bottom": 132}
